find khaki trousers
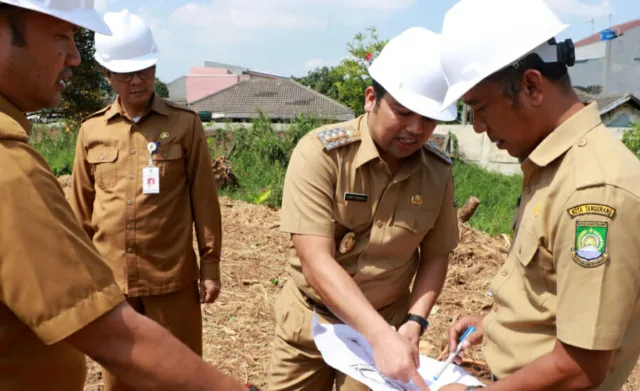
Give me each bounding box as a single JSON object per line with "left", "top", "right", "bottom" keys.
{"left": 267, "top": 280, "right": 409, "bottom": 391}
{"left": 102, "top": 282, "right": 203, "bottom": 391}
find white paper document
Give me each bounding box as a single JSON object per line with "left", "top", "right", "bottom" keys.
{"left": 312, "top": 312, "right": 485, "bottom": 391}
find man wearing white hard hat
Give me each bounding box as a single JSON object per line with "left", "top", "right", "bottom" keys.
{"left": 438, "top": 0, "right": 640, "bottom": 390}
{"left": 0, "top": 1, "right": 248, "bottom": 391}
{"left": 69, "top": 9, "right": 224, "bottom": 390}
{"left": 267, "top": 27, "right": 459, "bottom": 391}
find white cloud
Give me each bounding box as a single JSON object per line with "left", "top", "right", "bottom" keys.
{"left": 343, "top": 0, "right": 416, "bottom": 11}
{"left": 303, "top": 58, "right": 328, "bottom": 72}
{"left": 544, "top": 0, "right": 612, "bottom": 18}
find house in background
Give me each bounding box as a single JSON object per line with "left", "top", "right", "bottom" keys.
{"left": 575, "top": 88, "right": 640, "bottom": 128}
{"left": 189, "top": 78, "right": 354, "bottom": 123}
{"left": 166, "top": 61, "right": 288, "bottom": 105}
{"left": 569, "top": 18, "right": 640, "bottom": 98}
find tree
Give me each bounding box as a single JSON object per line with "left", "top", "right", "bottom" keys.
{"left": 57, "top": 29, "right": 110, "bottom": 128}
{"left": 155, "top": 78, "right": 170, "bottom": 98}
{"left": 293, "top": 66, "right": 341, "bottom": 102}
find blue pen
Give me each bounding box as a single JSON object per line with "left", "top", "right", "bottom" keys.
{"left": 433, "top": 326, "right": 476, "bottom": 381}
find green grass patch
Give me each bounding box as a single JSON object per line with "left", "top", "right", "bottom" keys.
{"left": 29, "top": 124, "right": 77, "bottom": 176}
{"left": 453, "top": 159, "right": 522, "bottom": 236}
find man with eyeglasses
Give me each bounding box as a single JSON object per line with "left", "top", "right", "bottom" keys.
{"left": 69, "top": 9, "right": 223, "bottom": 391}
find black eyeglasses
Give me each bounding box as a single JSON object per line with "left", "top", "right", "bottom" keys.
{"left": 112, "top": 65, "right": 156, "bottom": 83}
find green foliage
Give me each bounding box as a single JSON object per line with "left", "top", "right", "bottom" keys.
{"left": 155, "top": 78, "right": 170, "bottom": 98}
{"left": 29, "top": 125, "right": 78, "bottom": 176}
{"left": 215, "top": 113, "right": 326, "bottom": 207}
{"left": 453, "top": 160, "right": 522, "bottom": 235}
{"left": 622, "top": 123, "right": 640, "bottom": 159}
{"left": 295, "top": 27, "right": 388, "bottom": 116}
{"left": 56, "top": 30, "right": 109, "bottom": 128}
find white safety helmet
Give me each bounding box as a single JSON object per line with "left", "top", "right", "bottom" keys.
{"left": 0, "top": 0, "right": 111, "bottom": 35}
{"left": 440, "top": 0, "right": 572, "bottom": 108}
{"left": 368, "top": 27, "right": 457, "bottom": 122}
{"left": 94, "top": 9, "right": 159, "bottom": 73}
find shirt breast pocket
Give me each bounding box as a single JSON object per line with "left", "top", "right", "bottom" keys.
{"left": 515, "top": 233, "right": 553, "bottom": 308}
{"left": 335, "top": 201, "right": 372, "bottom": 231}
{"left": 153, "top": 144, "right": 184, "bottom": 180}
{"left": 391, "top": 209, "right": 436, "bottom": 252}
{"left": 87, "top": 146, "right": 119, "bottom": 189}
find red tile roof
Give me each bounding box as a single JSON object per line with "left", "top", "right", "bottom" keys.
{"left": 576, "top": 18, "right": 640, "bottom": 47}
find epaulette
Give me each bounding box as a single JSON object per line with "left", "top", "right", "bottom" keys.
{"left": 317, "top": 127, "right": 361, "bottom": 151}
{"left": 165, "top": 100, "right": 197, "bottom": 114}
{"left": 423, "top": 140, "right": 453, "bottom": 165}
{"left": 81, "top": 105, "right": 110, "bottom": 123}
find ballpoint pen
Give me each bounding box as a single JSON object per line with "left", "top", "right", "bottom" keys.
{"left": 433, "top": 326, "right": 476, "bottom": 381}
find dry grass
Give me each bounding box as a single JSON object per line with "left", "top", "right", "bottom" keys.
{"left": 54, "top": 176, "right": 638, "bottom": 391}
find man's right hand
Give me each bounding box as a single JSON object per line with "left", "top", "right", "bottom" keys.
{"left": 447, "top": 315, "right": 485, "bottom": 365}
{"left": 369, "top": 327, "right": 430, "bottom": 391}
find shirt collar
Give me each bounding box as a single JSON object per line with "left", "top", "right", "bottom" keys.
{"left": 354, "top": 114, "right": 380, "bottom": 168}
{"left": 0, "top": 93, "right": 31, "bottom": 141}
{"left": 105, "top": 93, "right": 169, "bottom": 122}
{"left": 526, "top": 101, "right": 601, "bottom": 167}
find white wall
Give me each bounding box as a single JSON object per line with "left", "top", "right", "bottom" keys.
{"left": 434, "top": 124, "right": 631, "bottom": 176}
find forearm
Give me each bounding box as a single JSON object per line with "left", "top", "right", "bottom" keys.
{"left": 302, "top": 252, "right": 390, "bottom": 341}
{"left": 485, "top": 344, "right": 606, "bottom": 391}
{"left": 407, "top": 255, "right": 448, "bottom": 318}
{"left": 68, "top": 303, "right": 245, "bottom": 391}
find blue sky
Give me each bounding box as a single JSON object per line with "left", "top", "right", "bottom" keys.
{"left": 97, "top": 0, "right": 640, "bottom": 84}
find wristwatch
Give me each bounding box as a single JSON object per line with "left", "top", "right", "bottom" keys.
{"left": 401, "top": 313, "right": 429, "bottom": 336}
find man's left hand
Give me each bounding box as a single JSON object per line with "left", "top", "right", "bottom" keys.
{"left": 398, "top": 320, "right": 423, "bottom": 351}
{"left": 438, "top": 384, "right": 466, "bottom": 391}
{"left": 200, "top": 279, "right": 221, "bottom": 304}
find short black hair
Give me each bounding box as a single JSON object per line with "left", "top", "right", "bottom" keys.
{"left": 371, "top": 78, "right": 387, "bottom": 110}
{"left": 486, "top": 53, "right": 572, "bottom": 103}
{"left": 0, "top": 3, "right": 26, "bottom": 47}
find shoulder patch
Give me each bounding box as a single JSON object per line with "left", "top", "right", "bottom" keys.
{"left": 423, "top": 140, "right": 452, "bottom": 165}
{"left": 317, "top": 127, "right": 361, "bottom": 151}
{"left": 567, "top": 204, "right": 616, "bottom": 219}
{"left": 82, "top": 106, "right": 110, "bottom": 123}
{"left": 165, "top": 100, "right": 197, "bottom": 114}
{"left": 571, "top": 221, "right": 609, "bottom": 268}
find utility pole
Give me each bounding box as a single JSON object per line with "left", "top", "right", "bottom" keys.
{"left": 601, "top": 13, "right": 615, "bottom": 96}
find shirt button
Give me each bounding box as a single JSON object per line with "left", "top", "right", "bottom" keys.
{"left": 129, "top": 174, "right": 134, "bottom": 180}
{"left": 127, "top": 225, "right": 133, "bottom": 230}
{"left": 99, "top": 155, "right": 104, "bottom": 161}
{"left": 493, "top": 304, "right": 499, "bottom": 312}
{"left": 127, "top": 248, "right": 134, "bottom": 253}
{"left": 127, "top": 200, "right": 133, "bottom": 205}
{"left": 525, "top": 186, "right": 532, "bottom": 194}
{"left": 162, "top": 152, "right": 168, "bottom": 158}
{"left": 578, "top": 139, "right": 587, "bottom": 147}
{"left": 501, "top": 269, "right": 508, "bottom": 276}
{"left": 377, "top": 221, "right": 383, "bottom": 228}
{"left": 130, "top": 149, "right": 136, "bottom": 155}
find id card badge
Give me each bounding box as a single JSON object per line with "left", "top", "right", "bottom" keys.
{"left": 142, "top": 166, "right": 160, "bottom": 194}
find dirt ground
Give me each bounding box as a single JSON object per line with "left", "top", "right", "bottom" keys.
{"left": 55, "top": 176, "right": 639, "bottom": 391}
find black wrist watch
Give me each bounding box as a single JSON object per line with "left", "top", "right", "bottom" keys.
{"left": 401, "top": 313, "right": 429, "bottom": 336}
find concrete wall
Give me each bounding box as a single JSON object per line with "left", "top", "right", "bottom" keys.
{"left": 433, "top": 124, "right": 633, "bottom": 176}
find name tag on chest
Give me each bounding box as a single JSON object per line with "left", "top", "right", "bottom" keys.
{"left": 142, "top": 167, "right": 160, "bottom": 194}
{"left": 344, "top": 192, "right": 368, "bottom": 203}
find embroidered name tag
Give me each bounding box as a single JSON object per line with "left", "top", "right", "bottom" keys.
{"left": 567, "top": 204, "right": 616, "bottom": 219}
{"left": 344, "top": 192, "right": 368, "bottom": 203}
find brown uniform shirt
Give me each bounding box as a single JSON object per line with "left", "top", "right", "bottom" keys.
{"left": 482, "top": 102, "right": 640, "bottom": 390}
{"left": 0, "top": 94, "right": 125, "bottom": 390}
{"left": 280, "top": 114, "right": 459, "bottom": 310}
{"left": 70, "top": 94, "right": 221, "bottom": 297}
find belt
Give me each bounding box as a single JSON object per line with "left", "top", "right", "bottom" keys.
{"left": 299, "top": 289, "right": 331, "bottom": 314}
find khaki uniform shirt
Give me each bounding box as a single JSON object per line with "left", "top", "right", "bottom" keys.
{"left": 70, "top": 94, "right": 221, "bottom": 297}
{"left": 280, "top": 114, "right": 459, "bottom": 310}
{"left": 482, "top": 102, "right": 640, "bottom": 390}
{"left": 0, "top": 94, "right": 125, "bottom": 390}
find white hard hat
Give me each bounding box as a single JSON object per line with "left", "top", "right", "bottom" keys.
{"left": 439, "top": 0, "right": 570, "bottom": 108}
{"left": 0, "top": 0, "right": 111, "bottom": 35}
{"left": 368, "top": 27, "right": 457, "bottom": 122}
{"left": 94, "top": 9, "right": 159, "bottom": 73}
